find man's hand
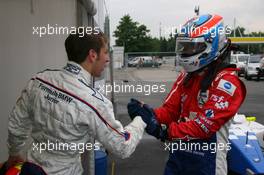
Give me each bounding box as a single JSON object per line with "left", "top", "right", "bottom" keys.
{"left": 127, "top": 98, "right": 153, "bottom": 124}
{"left": 142, "top": 104, "right": 168, "bottom": 141}
{"left": 127, "top": 98, "right": 168, "bottom": 141}
{"left": 127, "top": 98, "right": 144, "bottom": 120}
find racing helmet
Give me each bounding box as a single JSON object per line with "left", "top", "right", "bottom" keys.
{"left": 176, "top": 14, "right": 228, "bottom": 72}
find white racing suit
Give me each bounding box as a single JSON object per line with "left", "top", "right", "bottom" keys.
{"left": 8, "top": 61, "right": 146, "bottom": 174}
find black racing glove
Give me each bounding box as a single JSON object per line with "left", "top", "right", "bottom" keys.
{"left": 127, "top": 98, "right": 143, "bottom": 120}
{"left": 127, "top": 98, "right": 168, "bottom": 141}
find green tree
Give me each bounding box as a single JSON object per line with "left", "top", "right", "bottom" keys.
{"left": 167, "top": 33, "right": 176, "bottom": 52}
{"left": 160, "top": 37, "right": 167, "bottom": 52}
{"left": 114, "top": 15, "right": 151, "bottom": 52}
{"left": 148, "top": 37, "right": 160, "bottom": 52}
{"left": 159, "top": 33, "right": 176, "bottom": 52}
{"left": 114, "top": 15, "right": 137, "bottom": 51}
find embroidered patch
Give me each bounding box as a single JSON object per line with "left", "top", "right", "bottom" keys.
{"left": 215, "top": 101, "right": 229, "bottom": 109}
{"left": 205, "top": 109, "right": 214, "bottom": 118}
{"left": 189, "top": 112, "right": 197, "bottom": 120}
{"left": 200, "top": 116, "right": 213, "bottom": 125}
{"left": 194, "top": 118, "right": 209, "bottom": 133}
{"left": 210, "top": 94, "right": 225, "bottom": 103}
{"left": 64, "top": 63, "right": 81, "bottom": 75}
{"left": 197, "top": 90, "right": 209, "bottom": 108}
{"left": 217, "top": 79, "right": 236, "bottom": 96}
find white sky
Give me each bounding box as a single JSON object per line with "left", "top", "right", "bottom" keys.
{"left": 107, "top": 0, "right": 264, "bottom": 45}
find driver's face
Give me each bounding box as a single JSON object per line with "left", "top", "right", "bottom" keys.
{"left": 92, "top": 44, "right": 110, "bottom": 77}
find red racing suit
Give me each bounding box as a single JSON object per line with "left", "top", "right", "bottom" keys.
{"left": 154, "top": 68, "right": 246, "bottom": 175}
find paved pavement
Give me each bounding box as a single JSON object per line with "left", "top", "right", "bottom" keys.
{"left": 239, "top": 77, "right": 264, "bottom": 124}
{"left": 106, "top": 65, "right": 264, "bottom": 175}
{"left": 132, "top": 65, "right": 180, "bottom": 82}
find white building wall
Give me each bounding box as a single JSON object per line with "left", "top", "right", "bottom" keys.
{"left": 113, "top": 47, "right": 125, "bottom": 68}
{"left": 93, "top": 0, "right": 105, "bottom": 31}
{"left": 0, "top": 0, "right": 76, "bottom": 162}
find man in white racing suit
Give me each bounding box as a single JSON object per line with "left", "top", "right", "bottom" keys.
{"left": 7, "top": 33, "right": 146, "bottom": 174}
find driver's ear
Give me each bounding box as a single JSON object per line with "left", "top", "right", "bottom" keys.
{"left": 87, "top": 49, "right": 97, "bottom": 63}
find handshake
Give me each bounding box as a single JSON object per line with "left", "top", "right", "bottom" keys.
{"left": 127, "top": 98, "right": 167, "bottom": 141}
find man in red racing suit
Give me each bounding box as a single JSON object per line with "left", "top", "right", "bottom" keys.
{"left": 127, "top": 14, "right": 246, "bottom": 175}
{"left": 154, "top": 67, "right": 246, "bottom": 175}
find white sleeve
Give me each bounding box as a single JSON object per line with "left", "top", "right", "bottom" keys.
{"left": 85, "top": 101, "right": 146, "bottom": 159}
{"left": 7, "top": 80, "right": 33, "bottom": 156}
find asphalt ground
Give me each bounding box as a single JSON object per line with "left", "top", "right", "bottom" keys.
{"left": 106, "top": 66, "right": 264, "bottom": 175}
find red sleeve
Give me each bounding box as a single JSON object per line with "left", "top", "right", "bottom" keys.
{"left": 168, "top": 73, "right": 246, "bottom": 141}
{"left": 154, "top": 71, "right": 186, "bottom": 125}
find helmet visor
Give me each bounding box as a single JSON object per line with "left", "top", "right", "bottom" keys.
{"left": 176, "top": 37, "right": 207, "bottom": 57}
